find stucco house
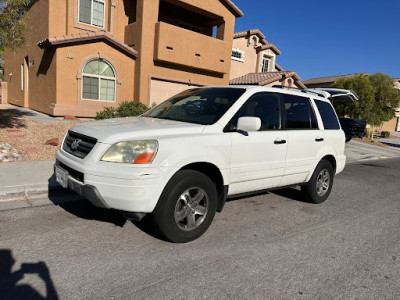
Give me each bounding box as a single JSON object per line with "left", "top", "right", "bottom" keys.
{"left": 4, "top": 0, "right": 243, "bottom": 117}
{"left": 229, "top": 29, "right": 305, "bottom": 89}
{"left": 304, "top": 74, "right": 400, "bottom": 132}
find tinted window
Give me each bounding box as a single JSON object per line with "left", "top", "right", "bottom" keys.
{"left": 143, "top": 88, "right": 245, "bottom": 125}
{"left": 310, "top": 105, "right": 319, "bottom": 129}
{"left": 229, "top": 93, "right": 281, "bottom": 130}
{"left": 282, "top": 94, "right": 314, "bottom": 129}
{"left": 315, "top": 100, "right": 340, "bottom": 130}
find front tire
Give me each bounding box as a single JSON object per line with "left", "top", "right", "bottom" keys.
{"left": 302, "top": 160, "right": 334, "bottom": 204}
{"left": 152, "top": 170, "right": 218, "bottom": 243}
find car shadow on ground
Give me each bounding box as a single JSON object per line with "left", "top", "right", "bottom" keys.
{"left": 226, "top": 186, "right": 310, "bottom": 204}
{"left": 0, "top": 109, "right": 35, "bottom": 129}
{"left": 47, "top": 174, "right": 165, "bottom": 240}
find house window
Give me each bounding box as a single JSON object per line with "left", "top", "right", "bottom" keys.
{"left": 79, "top": 0, "right": 105, "bottom": 28}
{"left": 261, "top": 58, "right": 269, "bottom": 72}
{"left": 82, "top": 59, "right": 116, "bottom": 101}
{"left": 231, "top": 48, "right": 245, "bottom": 62}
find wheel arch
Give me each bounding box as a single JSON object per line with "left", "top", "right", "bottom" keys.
{"left": 321, "top": 155, "right": 337, "bottom": 173}
{"left": 306, "top": 154, "right": 337, "bottom": 183}
{"left": 179, "top": 162, "right": 228, "bottom": 213}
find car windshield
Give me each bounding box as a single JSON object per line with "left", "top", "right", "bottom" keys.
{"left": 143, "top": 88, "right": 246, "bottom": 125}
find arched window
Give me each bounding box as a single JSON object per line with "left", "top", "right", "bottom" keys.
{"left": 82, "top": 59, "right": 116, "bottom": 101}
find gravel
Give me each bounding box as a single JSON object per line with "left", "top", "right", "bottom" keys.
{"left": 0, "top": 117, "right": 77, "bottom": 162}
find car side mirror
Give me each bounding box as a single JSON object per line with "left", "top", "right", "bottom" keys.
{"left": 237, "top": 117, "right": 261, "bottom": 132}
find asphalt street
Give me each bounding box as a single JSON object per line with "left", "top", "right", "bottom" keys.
{"left": 1, "top": 158, "right": 400, "bottom": 299}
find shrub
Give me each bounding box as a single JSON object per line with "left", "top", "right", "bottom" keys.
{"left": 94, "top": 107, "right": 117, "bottom": 120}
{"left": 95, "top": 101, "right": 149, "bottom": 120}
{"left": 381, "top": 131, "right": 390, "bottom": 138}
{"left": 116, "top": 101, "right": 149, "bottom": 118}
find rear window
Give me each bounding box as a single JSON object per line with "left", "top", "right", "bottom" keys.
{"left": 282, "top": 94, "right": 318, "bottom": 129}
{"left": 314, "top": 100, "right": 340, "bottom": 130}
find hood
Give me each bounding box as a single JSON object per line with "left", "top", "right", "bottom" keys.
{"left": 69, "top": 117, "right": 205, "bottom": 144}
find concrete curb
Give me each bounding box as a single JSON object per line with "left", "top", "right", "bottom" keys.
{"left": 0, "top": 183, "right": 58, "bottom": 202}
{"left": 0, "top": 184, "right": 83, "bottom": 211}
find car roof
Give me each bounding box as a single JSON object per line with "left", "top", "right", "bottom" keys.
{"left": 202, "top": 85, "right": 332, "bottom": 103}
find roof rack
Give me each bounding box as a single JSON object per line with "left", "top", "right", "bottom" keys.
{"left": 272, "top": 85, "right": 327, "bottom": 98}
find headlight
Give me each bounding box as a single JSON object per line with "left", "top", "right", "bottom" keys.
{"left": 101, "top": 140, "right": 158, "bottom": 164}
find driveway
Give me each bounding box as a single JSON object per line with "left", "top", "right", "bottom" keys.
{"left": 345, "top": 139, "right": 400, "bottom": 163}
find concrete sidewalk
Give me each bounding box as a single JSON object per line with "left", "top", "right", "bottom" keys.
{"left": 0, "top": 160, "right": 81, "bottom": 210}
{"left": 1, "top": 140, "right": 400, "bottom": 211}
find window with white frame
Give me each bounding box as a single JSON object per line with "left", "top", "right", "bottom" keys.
{"left": 82, "top": 59, "right": 116, "bottom": 101}
{"left": 231, "top": 48, "right": 245, "bottom": 62}
{"left": 261, "top": 58, "right": 269, "bottom": 73}
{"left": 79, "top": 0, "right": 105, "bottom": 28}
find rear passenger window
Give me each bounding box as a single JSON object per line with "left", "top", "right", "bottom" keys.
{"left": 314, "top": 100, "right": 340, "bottom": 130}
{"left": 229, "top": 93, "right": 281, "bottom": 130}
{"left": 282, "top": 94, "right": 317, "bottom": 129}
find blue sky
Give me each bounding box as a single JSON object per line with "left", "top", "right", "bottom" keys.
{"left": 232, "top": 0, "right": 400, "bottom": 80}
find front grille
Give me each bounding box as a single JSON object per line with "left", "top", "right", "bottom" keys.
{"left": 59, "top": 162, "right": 84, "bottom": 183}
{"left": 63, "top": 131, "right": 97, "bottom": 159}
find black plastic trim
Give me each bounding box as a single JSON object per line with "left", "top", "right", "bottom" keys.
{"left": 82, "top": 185, "right": 110, "bottom": 209}
{"left": 217, "top": 185, "right": 229, "bottom": 212}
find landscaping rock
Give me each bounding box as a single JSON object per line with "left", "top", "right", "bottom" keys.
{"left": 64, "top": 115, "right": 79, "bottom": 120}
{"left": 45, "top": 138, "right": 59, "bottom": 146}
{"left": 0, "top": 143, "right": 25, "bottom": 163}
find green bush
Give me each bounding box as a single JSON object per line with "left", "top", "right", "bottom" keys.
{"left": 94, "top": 107, "right": 117, "bottom": 120}
{"left": 381, "top": 131, "right": 390, "bottom": 138}
{"left": 95, "top": 101, "right": 149, "bottom": 120}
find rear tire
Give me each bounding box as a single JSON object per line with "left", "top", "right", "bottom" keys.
{"left": 302, "top": 160, "right": 334, "bottom": 204}
{"left": 152, "top": 170, "right": 218, "bottom": 243}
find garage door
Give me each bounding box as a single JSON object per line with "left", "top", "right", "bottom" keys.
{"left": 149, "top": 79, "right": 199, "bottom": 107}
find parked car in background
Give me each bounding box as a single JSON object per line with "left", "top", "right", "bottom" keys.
{"left": 55, "top": 86, "right": 358, "bottom": 243}
{"left": 339, "top": 117, "right": 367, "bottom": 142}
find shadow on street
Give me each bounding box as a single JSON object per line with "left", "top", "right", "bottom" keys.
{"left": 0, "top": 249, "right": 59, "bottom": 300}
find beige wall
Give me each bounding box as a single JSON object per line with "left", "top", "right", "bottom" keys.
{"left": 52, "top": 43, "right": 135, "bottom": 117}
{"left": 4, "top": 0, "right": 239, "bottom": 115}
{"left": 230, "top": 36, "right": 277, "bottom": 80}
{"left": 381, "top": 117, "right": 398, "bottom": 132}
{"left": 4, "top": 0, "right": 56, "bottom": 113}
{"left": 133, "top": 0, "right": 236, "bottom": 106}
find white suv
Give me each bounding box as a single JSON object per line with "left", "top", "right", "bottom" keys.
{"left": 55, "top": 86, "right": 357, "bottom": 243}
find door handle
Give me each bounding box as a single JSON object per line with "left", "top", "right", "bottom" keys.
{"left": 274, "top": 139, "right": 286, "bottom": 144}
{"left": 315, "top": 137, "right": 324, "bottom": 142}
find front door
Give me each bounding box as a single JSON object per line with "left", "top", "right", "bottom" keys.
{"left": 227, "top": 92, "right": 288, "bottom": 195}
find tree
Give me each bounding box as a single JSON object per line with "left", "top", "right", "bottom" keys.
{"left": 0, "top": 0, "right": 30, "bottom": 57}
{"left": 332, "top": 73, "right": 400, "bottom": 130}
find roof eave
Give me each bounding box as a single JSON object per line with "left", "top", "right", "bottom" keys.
{"left": 220, "top": 0, "right": 243, "bottom": 17}
{"left": 38, "top": 34, "right": 138, "bottom": 59}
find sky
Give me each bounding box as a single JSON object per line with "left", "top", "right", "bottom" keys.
{"left": 232, "top": 0, "right": 400, "bottom": 81}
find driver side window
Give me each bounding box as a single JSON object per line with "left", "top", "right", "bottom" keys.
{"left": 229, "top": 93, "right": 282, "bottom": 131}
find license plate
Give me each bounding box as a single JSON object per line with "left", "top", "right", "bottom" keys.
{"left": 55, "top": 165, "right": 69, "bottom": 188}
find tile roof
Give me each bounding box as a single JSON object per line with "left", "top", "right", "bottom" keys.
{"left": 234, "top": 29, "right": 265, "bottom": 40}
{"left": 233, "top": 29, "right": 281, "bottom": 55}
{"left": 38, "top": 31, "right": 138, "bottom": 59}
{"left": 229, "top": 71, "right": 306, "bottom": 89}
{"left": 220, "top": 0, "right": 244, "bottom": 17}
{"left": 275, "top": 63, "right": 284, "bottom": 71}
{"left": 302, "top": 73, "right": 368, "bottom": 85}
{"left": 258, "top": 43, "right": 281, "bottom": 55}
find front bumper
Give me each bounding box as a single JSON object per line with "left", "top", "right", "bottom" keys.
{"left": 55, "top": 149, "right": 177, "bottom": 213}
